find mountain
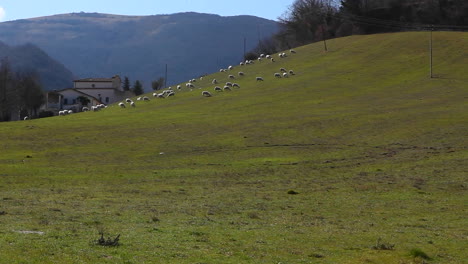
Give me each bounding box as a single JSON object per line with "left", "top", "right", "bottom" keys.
{"left": 0, "top": 12, "right": 279, "bottom": 90}
{"left": 0, "top": 41, "right": 74, "bottom": 90}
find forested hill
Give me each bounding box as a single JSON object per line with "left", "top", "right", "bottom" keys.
{"left": 0, "top": 41, "right": 74, "bottom": 90}
{"left": 0, "top": 12, "right": 279, "bottom": 89}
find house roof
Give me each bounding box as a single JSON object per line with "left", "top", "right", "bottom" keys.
{"left": 74, "top": 78, "right": 115, "bottom": 82}
{"left": 50, "top": 88, "right": 103, "bottom": 104}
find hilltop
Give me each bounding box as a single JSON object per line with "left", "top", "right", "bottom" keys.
{"left": 0, "top": 32, "right": 466, "bottom": 263}
{"left": 0, "top": 12, "right": 279, "bottom": 90}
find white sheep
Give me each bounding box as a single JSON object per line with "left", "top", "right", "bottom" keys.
{"left": 137, "top": 97, "right": 142, "bottom": 101}
{"left": 270, "top": 58, "right": 275, "bottom": 62}
{"left": 256, "top": 77, "right": 264, "bottom": 81}
{"left": 240, "top": 62, "right": 244, "bottom": 66}
{"left": 119, "top": 102, "right": 126, "bottom": 108}
{"left": 157, "top": 93, "right": 165, "bottom": 98}
{"left": 212, "top": 79, "right": 218, "bottom": 84}
{"left": 177, "top": 85, "right": 182, "bottom": 90}
{"left": 131, "top": 102, "right": 136, "bottom": 107}
{"left": 58, "top": 110, "right": 65, "bottom": 116}
{"left": 280, "top": 68, "right": 287, "bottom": 72}
{"left": 92, "top": 106, "right": 99, "bottom": 111}
{"left": 260, "top": 54, "right": 265, "bottom": 58}
{"left": 228, "top": 66, "right": 233, "bottom": 70}
{"left": 82, "top": 107, "right": 89, "bottom": 112}
{"left": 125, "top": 98, "right": 132, "bottom": 103}
{"left": 258, "top": 57, "right": 262, "bottom": 61}
{"left": 202, "top": 91, "right": 212, "bottom": 97}
{"left": 238, "top": 72, "right": 245, "bottom": 76}
{"left": 223, "top": 86, "right": 231, "bottom": 91}
{"left": 266, "top": 55, "right": 271, "bottom": 59}
{"left": 289, "top": 70, "right": 295, "bottom": 75}
{"left": 283, "top": 72, "right": 289, "bottom": 78}
{"left": 228, "top": 75, "right": 235, "bottom": 79}
{"left": 214, "top": 86, "right": 222, "bottom": 91}
{"left": 68, "top": 110, "right": 73, "bottom": 114}
{"left": 274, "top": 73, "right": 282, "bottom": 78}
{"left": 225, "top": 82, "right": 233, "bottom": 87}
{"left": 167, "top": 92, "right": 175, "bottom": 97}
{"left": 290, "top": 49, "right": 296, "bottom": 53}
{"left": 233, "top": 83, "right": 240, "bottom": 88}
{"left": 143, "top": 96, "right": 150, "bottom": 101}
{"left": 23, "top": 116, "right": 29, "bottom": 120}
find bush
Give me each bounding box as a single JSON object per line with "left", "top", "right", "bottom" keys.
{"left": 410, "top": 248, "right": 431, "bottom": 260}
{"left": 37, "top": 110, "right": 54, "bottom": 118}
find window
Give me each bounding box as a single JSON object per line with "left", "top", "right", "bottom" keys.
{"left": 92, "top": 84, "right": 95, "bottom": 88}
{"left": 106, "top": 97, "right": 109, "bottom": 103}
{"left": 64, "top": 98, "right": 68, "bottom": 105}
{"left": 72, "top": 99, "right": 76, "bottom": 104}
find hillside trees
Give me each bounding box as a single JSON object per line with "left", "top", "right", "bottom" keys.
{"left": 0, "top": 57, "right": 45, "bottom": 121}
{"left": 123, "top": 76, "right": 131, "bottom": 91}
{"left": 151, "top": 77, "right": 165, "bottom": 90}
{"left": 133, "top": 80, "right": 144, "bottom": 96}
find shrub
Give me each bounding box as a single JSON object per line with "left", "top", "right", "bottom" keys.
{"left": 410, "top": 248, "right": 431, "bottom": 260}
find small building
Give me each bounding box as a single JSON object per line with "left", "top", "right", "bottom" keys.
{"left": 43, "top": 75, "right": 134, "bottom": 114}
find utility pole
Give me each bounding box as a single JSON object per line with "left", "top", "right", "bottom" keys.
{"left": 164, "top": 64, "right": 168, "bottom": 88}
{"left": 243, "top": 37, "right": 246, "bottom": 60}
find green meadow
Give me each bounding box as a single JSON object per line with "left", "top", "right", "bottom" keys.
{"left": 0, "top": 31, "right": 466, "bottom": 263}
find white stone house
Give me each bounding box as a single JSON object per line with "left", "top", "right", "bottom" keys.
{"left": 44, "top": 75, "right": 133, "bottom": 113}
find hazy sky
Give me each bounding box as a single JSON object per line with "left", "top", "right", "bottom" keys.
{"left": 0, "top": 0, "right": 294, "bottom": 22}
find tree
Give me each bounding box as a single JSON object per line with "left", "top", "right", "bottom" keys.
{"left": 123, "top": 76, "right": 131, "bottom": 91}
{"left": 16, "top": 71, "right": 45, "bottom": 118}
{"left": 132, "top": 80, "right": 144, "bottom": 96}
{"left": 0, "top": 58, "right": 16, "bottom": 121}
{"left": 151, "top": 77, "right": 165, "bottom": 91}
{"left": 77, "top": 95, "right": 91, "bottom": 107}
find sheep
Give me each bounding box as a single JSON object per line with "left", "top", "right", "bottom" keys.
{"left": 225, "top": 82, "right": 233, "bottom": 87}
{"left": 202, "top": 91, "right": 212, "bottom": 97}
{"left": 23, "top": 116, "right": 29, "bottom": 120}
{"left": 191, "top": 79, "right": 197, "bottom": 83}
{"left": 266, "top": 55, "right": 271, "bottom": 59}
{"left": 290, "top": 49, "right": 296, "bottom": 53}
{"left": 167, "top": 87, "right": 173, "bottom": 90}
{"left": 177, "top": 85, "right": 182, "bottom": 90}
{"left": 260, "top": 54, "right": 265, "bottom": 58}
{"left": 223, "top": 86, "right": 231, "bottom": 91}
{"left": 238, "top": 71, "right": 245, "bottom": 76}
{"left": 280, "top": 68, "right": 287, "bottom": 73}
{"left": 152, "top": 92, "right": 158, "bottom": 97}
{"left": 167, "top": 92, "right": 175, "bottom": 97}
{"left": 274, "top": 73, "right": 282, "bottom": 78}
{"left": 228, "top": 75, "right": 235, "bottom": 79}
{"left": 256, "top": 77, "right": 264, "bottom": 81}
{"left": 228, "top": 65, "right": 233, "bottom": 70}
{"left": 199, "top": 77, "right": 203, "bottom": 81}
{"left": 82, "top": 107, "right": 89, "bottom": 112}
{"left": 131, "top": 102, "right": 136, "bottom": 107}
{"left": 92, "top": 106, "right": 99, "bottom": 111}
{"left": 68, "top": 110, "right": 73, "bottom": 114}
{"left": 125, "top": 98, "right": 132, "bottom": 103}
{"left": 258, "top": 57, "right": 262, "bottom": 62}
{"left": 283, "top": 72, "right": 289, "bottom": 78}
{"left": 118, "top": 102, "right": 126, "bottom": 108}
{"left": 137, "top": 97, "right": 142, "bottom": 101}
{"left": 214, "top": 86, "right": 222, "bottom": 91}
{"left": 233, "top": 83, "right": 240, "bottom": 88}
{"left": 58, "top": 111, "right": 65, "bottom": 116}
{"left": 240, "top": 62, "right": 244, "bottom": 66}
{"left": 289, "top": 70, "right": 295, "bottom": 75}
{"left": 143, "top": 96, "right": 150, "bottom": 101}
{"left": 212, "top": 79, "right": 218, "bottom": 84}
{"left": 157, "top": 93, "right": 165, "bottom": 98}
{"left": 270, "top": 58, "right": 275, "bottom": 62}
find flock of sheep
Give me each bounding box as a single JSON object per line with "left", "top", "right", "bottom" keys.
{"left": 65, "top": 48, "right": 298, "bottom": 113}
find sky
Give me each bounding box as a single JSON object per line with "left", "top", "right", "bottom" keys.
{"left": 0, "top": 0, "right": 295, "bottom": 22}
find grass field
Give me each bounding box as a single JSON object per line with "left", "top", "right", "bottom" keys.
{"left": 0, "top": 31, "right": 467, "bottom": 263}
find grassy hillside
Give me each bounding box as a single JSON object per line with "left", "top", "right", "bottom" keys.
{"left": 0, "top": 31, "right": 466, "bottom": 263}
